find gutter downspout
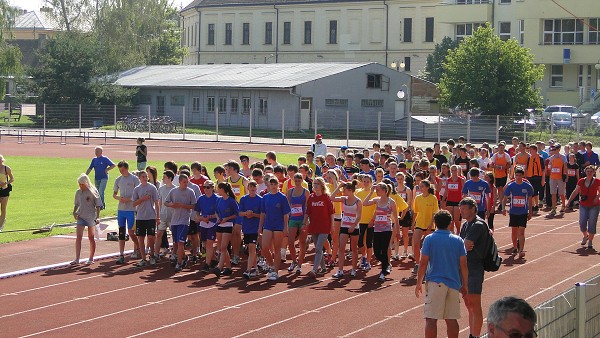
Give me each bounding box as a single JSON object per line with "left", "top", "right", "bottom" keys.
{"left": 491, "top": 0, "right": 495, "bottom": 29}
{"left": 384, "top": 1, "right": 389, "bottom": 68}
{"left": 290, "top": 87, "right": 302, "bottom": 129}
{"left": 196, "top": 8, "right": 201, "bottom": 65}
{"left": 274, "top": 5, "right": 279, "bottom": 63}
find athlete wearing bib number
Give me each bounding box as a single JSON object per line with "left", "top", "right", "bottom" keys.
{"left": 330, "top": 180, "right": 362, "bottom": 278}
{"left": 442, "top": 165, "right": 465, "bottom": 234}
{"left": 285, "top": 174, "right": 310, "bottom": 273}
{"left": 225, "top": 160, "right": 249, "bottom": 266}
{"left": 502, "top": 167, "right": 534, "bottom": 258}
{"left": 547, "top": 145, "right": 567, "bottom": 215}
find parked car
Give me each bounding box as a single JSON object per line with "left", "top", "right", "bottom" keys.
{"left": 550, "top": 112, "right": 573, "bottom": 129}
{"left": 590, "top": 111, "right": 600, "bottom": 124}
{"left": 513, "top": 117, "right": 536, "bottom": 127}
{"left": 542, "top": 105, "right": 580, "bottom": 119}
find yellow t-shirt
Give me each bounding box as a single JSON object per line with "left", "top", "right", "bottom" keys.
{"left": 326, "top": 183, "right": 342, "bottom": 217}
{"left": 356, "top": 188, "right": 376, "bottom": 224}
{"left": 227, "top": 176, "right": 246, "bottom": 202}
{"left": 413, "top": 194, "right": 439, "bottom": 230}
{"left": 391, "top": 193, "right": 409, "bottom": 214}
{"left": 281, "top": 178, "right": 308, "bottom": 195}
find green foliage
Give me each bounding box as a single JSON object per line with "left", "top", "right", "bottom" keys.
{"left": 421, "top": 36, "right": 459, "bottom": 84}
{"left": 439, "top": 24, "right": 544, "bottom": 116}
{"left": 0, "top": 0, "right": 23, "bottom": 99}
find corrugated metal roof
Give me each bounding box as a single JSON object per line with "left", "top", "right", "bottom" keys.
{"left": 182, "top": 0, "right": 361, "bottom": 12}
{"left": 14, "top": 11, "right": 59, "bottom": 31}
{"left": 115, "top": 63, "right": 373, "bottom": 89}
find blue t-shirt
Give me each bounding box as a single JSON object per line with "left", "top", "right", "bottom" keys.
{"left": 239, "top": 194, "right": 263, "bottom": 234}
{"left": 360, "top": 170, "right": 376, "bottom": 180}
{"left": 384, "top": 175, "right": 398, "bottom": 187}
{"left": 504, "top": 180, "right": 534, "bottom": 215}
{"left": 422, "top": 229, "right": 467, "bottom": 290}
{"left": 194, "top": 194, "right": 218, "bottom": 223}
{"left": 462, "top": 179, "right": 491, "bottom": 212}
{"left": 88, "top": 156, "right": 114, "bottom": 181}
{"left": 216, "top": 196, "right": 239, "bottom": 221}
{"left": 539, "top": 150, "right": 549, "bottom": 161}
{"left": 261, "top": 192, "right": 291, "bottom": 231}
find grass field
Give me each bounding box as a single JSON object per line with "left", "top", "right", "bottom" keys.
{"left": 0, "top": 151, "right": 302, "bottom": 244}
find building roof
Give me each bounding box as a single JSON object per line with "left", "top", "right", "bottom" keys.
{"left": 13, "top": 10, "right": 59, "bottom": 31}
{"left": 115, "top": 63, "right": 373, "bottom": 89}
{"left": 182, "top": 0, "right": 359, "bottom": 11}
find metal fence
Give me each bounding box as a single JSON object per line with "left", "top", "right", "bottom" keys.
{"left": 1, "top": 103, "right": 598, "bottom": 147}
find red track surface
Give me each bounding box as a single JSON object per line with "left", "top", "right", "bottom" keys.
{"left": 1, "top": 137, "right": 599, "bottom": 337}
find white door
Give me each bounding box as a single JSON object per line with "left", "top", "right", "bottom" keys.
{"left": 395, "top": 100, "right": 406, "bottom": 121}
{"left": 300, "top": 99, "right": 311, "bottom": 130}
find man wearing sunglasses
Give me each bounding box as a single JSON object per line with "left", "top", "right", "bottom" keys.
{"left": 487, "top": 296, "right": 537, "bottom": 338}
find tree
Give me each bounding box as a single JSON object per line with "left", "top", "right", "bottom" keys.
{"left": 421, "top": 36, "right": 459, "bottom": 84}
{"left": 439, "top": 24, "right": 544, "bottom": 115}
{"left": 43, "top": 0, "right": 94, "bottom": 32}
{"left": 0, "top": 1, "right": 23, "bottom": 99}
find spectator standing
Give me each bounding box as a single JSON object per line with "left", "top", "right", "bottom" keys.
{"left": 135, "top": 137, "right": 147, "bottom": 171}
{"left": 86, "top": 146, "right": 115, "bottom": 209}
{"left": 311, "top": 134, "right": 328, "bottom": 158}
{"left": 567, "top": 165, "right": 600, "bottom": 250}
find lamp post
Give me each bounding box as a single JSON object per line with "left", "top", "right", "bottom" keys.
{"left": 264, "top": 54, "right": 275, "bottom": 64}
{"left": 390, "top": 60, "right": 406, "bottom": 71}
{"left": 595, "top": 61, "right": 600, "bottom": 92}
{"left": 398, "top": 84, "right": 410, "bottom": 146}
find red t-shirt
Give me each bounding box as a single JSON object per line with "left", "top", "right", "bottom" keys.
{"left": 306, "top": 193, "right": 334, "bottom": 234}
{"left": 577, "top": 177, "right": 600, "bottom": 207}
{"left": 190, "top": 175, "right": 208, "bottom": 194}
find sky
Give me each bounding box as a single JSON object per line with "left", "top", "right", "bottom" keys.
{"left": 12, "top": 0, "right": 190, "bottom": 12}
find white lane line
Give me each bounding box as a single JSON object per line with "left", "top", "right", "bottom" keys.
{"left": 232, "top": 281, "right": 400, "bottom": 338}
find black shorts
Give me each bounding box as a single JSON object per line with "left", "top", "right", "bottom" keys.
{"left": 496, "top": 177, "right": 508, "bottom": 187}
{"left": 399, "top": 210, "right": 413, "bottom": 227}
{"left": 467, "top": 263, "right": 485, "bottom": 294}
{"left": 527, "top": 176, "right": 542, "bottom": 197}
{"left": 509, "top": 213, "right": 528, "bottom": 228}
{"left": 477, "top": 210, "right": 487, "bottom": 220}
{"left": 216, "top": 226, "right": 233, "bottom": 234}
{"left": 243, "top": 233, "right": 258, "bottom": 245}
{"left": 0, "top": 187, "right": 10, "bottom": 198}
{"left": 118, "top": 226, "right": 127, "bottom": 240}
{"left": 340, "top": 227, "right": 359, "bottom": 236}
{"left": 187, "top": 220, "right": 199, "bottom": 235}
{"left": 135, "top": 219, "right": 156, "bottom": 237}
{"left": 446, "top": 200, "right": 460, "bottom": 207}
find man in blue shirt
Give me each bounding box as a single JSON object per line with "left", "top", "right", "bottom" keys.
{"left": 416, "top": 209, "right": 468, "bottom": 338}
{"left": 86, "top": 146, "right": 115, "bottom": 209}
{"left": 462, "top": 168, "right": 492, "bottom": 221}
{"left": 502, "top": 167, "right": 534, "bottom": 259}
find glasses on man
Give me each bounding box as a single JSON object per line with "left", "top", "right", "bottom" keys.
{"left": 495, "top": 325, "right": 537, "bottom": 338}
{"left": 204, "top": 186, "right": 213, "bottom": 189}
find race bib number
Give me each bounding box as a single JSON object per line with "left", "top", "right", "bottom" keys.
{"left": 290, "top": 204, "right": 303, "bottom": 217}
{"left": 459, "top": 163, "right": 467, "bottom": 171}
{"left": 341, "top": 213, "right": 357, "bottom": 227}
{"left": 232, "top": 185, "right": 241, "bottom": 195}
{"left": 375, "top": 214, "right": 389, "bottom": 223}
{"left": 399, "top": 192, "right": 407, "bottom": 200}
{"left": 551, "top": 167, "right": 561, "bottom": 173}
{"left": 568, "top": 169, "right": 576, "bottom": 176}
{"left": 448, "top": 183, "right": 459, "bottom": 190}
{"left": 512, "top": 196, "right": 526, "bottom": 208}
{"left": 468, "top": 192, "right": 482, "bottom": 202}
{"left": 495, "top": 165, "right": 503, "bottom": 170}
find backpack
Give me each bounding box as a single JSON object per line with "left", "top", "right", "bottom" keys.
{"left": 476, "top": 223, "right": 502, "bottom": 272}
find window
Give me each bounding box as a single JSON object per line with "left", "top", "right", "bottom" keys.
{"left": 519, "top": 20, "right": 524, "bottom": 44}
{"left": 329, "top": 20, "right": 337, "bottom": 44}
{"left": 543, "top": 19, "right": 583, "bottom": 45}
{"left": 208, "top": 24, "right": 215, "bottom": 45}
{"left": 171, "top": 95, "right": 184, "bottom": 106}
{"left": 242, "top": 97, "right": 251, "bottom": 114}
{"left": 425, "top": 17, "right": 434, "bottom": 42}
{"left": 551, "top": 65, "right": 563, "bottom": 87}
{"left": 225, "top": 23, "right": 232, "bottom": 45}
{"left": 265, "top": 22, "right": 273, "bottom": 44}
{"left": 590, "top": 18, "right": 600, "bottom": 44}
{"left": 500, "top": 0, "right": 511, "bottom": 3}
{"left": 361, "top": 99, "right": 384, "bottom": 107}
{"left": 219, "top": 97, "right": 227, "bottom": 113}
{"left": 404, "top": 57, "right": 411, "bottom": 72}
{"left": 499, "top": 22, "right": 511, "bottom": 41}
{"left": 138, "top": 95, "right": 152, "bottom": 104}
{"left": 192, "top": 97, "right": 200, "bottom": 112}
{"left": 325, "top": 99, "right": 348, "bottom": 107}
{"left": 207, "top": 96, "right": 215, "bottom": 112}
{"left": 230, "top": 98, "right": 238, "bottom": 114}
{"left": 259, "top": 98, "right": 268, "bottom": 115}
{"left": 456, "top": 0, "right": 489, "bottom": 4}
{"left": 578, "top": 65, "right": 593, "bottom": 87}
{"left": 283, "top": 22, "right": 291, "bottom": 44}
{"left": 456, "top": 23, "right": 482, "bottom": 41}
{"left": 367, "top": 74, "right": 382, "bottom": 89}
{"left": 242, "top": 23, "right": 250, "bottom": 45}
{"left": 403, "top": 18, "right": 412, "bottom": 42}
{"left": 304, "top": 21, "right": 312, "bottom": 44}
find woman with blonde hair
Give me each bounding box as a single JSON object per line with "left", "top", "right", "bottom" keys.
{"left": 71, "top": 173, "right": 102, "bottom": 265}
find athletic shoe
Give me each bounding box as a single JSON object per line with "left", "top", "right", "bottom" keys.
{"left": 408, "top": 252, "right": 415, "bottom": 260}
{"left": 588, "top": 240, "right": 594, "bottom": 249}
{"left": 131, "top": 251, "right": 140, "bottom": 259}
{"left": 116, "top": 255, "right": 125, "bottom": 264}
{"left": 137, "top": 260, "right": 147, "bottom": 267}
{"left": 231, "top": 256, "right": 240, "bottom": 265}
{"left": 69, "top": 260, "right": 79, "bottom": 266}
{"left": 248, "top": 268, "right": 258, "bottom": 279}
{"left": 211, "top": 267, "right": 221, "bottom": 277}
{"left": 512, "top": 247, "right": 518, "bottom": 255}
{"left": 363, "top": 262, "right": 372, "bottom": 272}
{"left": 412, "top": 264, "right": 419, "bottom": 274}
{"left": 378, "top": 273, "right": 385, "bottom": 281}
{"left": 307, "top": 270, "right": 317, "bottom": 278}
{"left": 392, "top": 254, "right": 399, "bottom": 261}
{"left": 400, "top": 252, "right": 408, "bottom": 259}
{"left": 191, "top": 255, "right": 198, "bottom": 264}
{"left": 581, "top": 236, "right": 589, "bottom": 246}
{"left": 549, "top": 208, "right": 556, "bottom": 216}
{"left": 242, "top": 271, "right": 250, "bottom": 280}
{"left": 174, "top": 264, "right": 182, "bottom": 272}
{"left": 287, "top": 261, "right": 297, "bottom": 272}
{"left": 85, "top": 259, "right": 94, "bottom": 265}
{"left": 295, "top": 264, "right": 302, "bottom": 274}
{"left": 222, "top": 267, "right": 233, "bottom": 276}
{"left": 149, "top": 257, "right": 156, "bottom": 265}
{"left": 385, "top": 265, "right": 392, "bottom": 275}
{"left": 518, "top": 252, "right": 525, "bottom": 259}
{"left": 181, "top": 255, "right": 189, "bottom": 268}
{"left": 267, "top": 271, "right": 278, "bottom": 281}
{"left": 332, "top": 270, "right": 344, "bottom": 278}
{"left": 350, "top": 269, "right": 356, "bottom": 277}
{"left": 360, "top": 256, "right": 367, "bottom": 269}
{"left": 160, "top": 248, "right": 169, "bottom": 257}
{"left": 169, "top": 254, "right": 177, "bottom": 264}
{"left": 201, "top": 264, "right": 210, "bottom": 273}
{"left": 280, "top": 248, "right": 287, "bottom": 260}
{"left": 559, "top": 207, "right": 566, "bottom": 213}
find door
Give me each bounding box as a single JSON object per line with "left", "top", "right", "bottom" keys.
{"left": 156, "top": 96, "right": 165, "bottom": 116}
{"left": 395, "top": 100, "right": 406, "bottom": 121}
{"left": 300, "top": 98, "right": 311, "bottom": 130}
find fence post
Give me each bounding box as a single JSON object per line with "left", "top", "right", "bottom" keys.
{"left": 281, "top": 109, "right": 285, "bottom": 145}
{"left": 523, "top": 116, "right": 527, "bottom": 143}
{"left": 148, "top": 105, "right": 151, "bottom": 139}
{"left": 215, "top": 106, "right": 219, "bottom": 142}
{"left": 576, "top": 117, "right": 581, "bottom": 139}
{"left": 551, "top": 117, "right": 554, "bottom": 139}
{"left": 377, "top": 111, "right": 381, "bottom": 145}
{"left": 79, "top": 104, "right": 82, "bottom": 134}
{"left": 346, "top": 110, "right": 350, "bottom": 147}
{"left": 496, "top": 115, "right": 499, "bottom": 145}
{"left": 43, "top": 104, "right": 46, "bottom": 138}
{"left": 575, "top": 283, "right": 586, "bottom": 338}
{"left": 466, "top": 114, "right": 471, "bottom": 142}
{"left": 314, "top": 109, "right": 318, "bottom": 139}
{"left": 249, "top": 108, "right": 253, "bottom": 143}
{"left": 407, "top": 110, "right": 411, "bottom": 147}
{"left": 437, "top": 113, "right": 441, "bottom": 143}
{"left": 113, "top": 105, "right": 117, "bottom": 138}
{"left": 182, "top": 106, "right": 186, "bottom": 140}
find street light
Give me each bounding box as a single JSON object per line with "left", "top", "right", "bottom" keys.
{"left": 397, "top": 83, "right": 411, "bottom": 146}
{"left": 595, "top": 60, "right": 600, "bottom": 92}
{"left": 390, "top": 60, "right": 406, "bottom": 71}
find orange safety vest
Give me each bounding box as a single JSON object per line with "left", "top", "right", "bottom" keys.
{"left": 526, "top": 154, "right": 543, "bottom": 178}
{"left": 493, "top": 153, "right": 509, "bottom": 178}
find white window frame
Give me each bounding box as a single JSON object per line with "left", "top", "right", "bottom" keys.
{"left": 543, "top": 19, "right": 584, "bottom": 45}
{"left": 242, "top": 97, "right": 251, "bottom": 114}
{"left": 456, "top": 23, "right": 483, "bottom": 41}
{"left": 219, "top": 97, "right": 227, "bottom": 114}
{"left": 259, "top": 98, "right": 268, "bottom": 115}
{"left": 550, "top": 65, "right": 563, "bottom": 88}
{"left": 230, "top": 97, "right": 238, "bottom": 114}
{"left": 207, "top": 96, "right": 215, "bottom": 113}
{"left": 499, "top": 22, "right": 511, "bottom": 41}
{"left": 519, "top": 20, "right": 524, "bottom": 45}
{"left": 192, "top": 97, "right": 200, "bottom": 112}
{"left": 589, "top": 18, "right": 600, "bottom": 45}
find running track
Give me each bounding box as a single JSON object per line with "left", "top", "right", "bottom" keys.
{"left": 1, "top": 211, "right": 598, "bottom": 337}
